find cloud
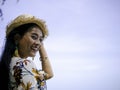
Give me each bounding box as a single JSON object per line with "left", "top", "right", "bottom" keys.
{"left": 45, "top": 35, "right": 117, "bottom": 54}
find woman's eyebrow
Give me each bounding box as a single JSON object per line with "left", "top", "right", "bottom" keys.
{"left": 32, "top": 33, "right": 43, "bottom": 38}
{"left": 31, "top": 33, "right": 38, "bottom": 36}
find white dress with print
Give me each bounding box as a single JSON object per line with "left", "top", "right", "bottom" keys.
{"left": 9, "top": 57, "right": 47, "bottom": 90}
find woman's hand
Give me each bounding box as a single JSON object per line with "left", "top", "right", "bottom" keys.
{"left": 39, "top": 43, "right": 54, "bottom": 80}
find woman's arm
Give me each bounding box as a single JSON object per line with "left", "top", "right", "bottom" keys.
{"left": 39, "top": 43, "right": 54, "bottom": 80}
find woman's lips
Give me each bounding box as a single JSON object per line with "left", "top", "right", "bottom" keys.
{"left": 32, "top": 48, "right": 38, "bottom": 52}
{"left": 31, "top": 44, "right": 40, "bottom": 53}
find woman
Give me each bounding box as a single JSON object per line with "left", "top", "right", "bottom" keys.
{"left": 0, "top": 14, "right": 53, "bottom": 90}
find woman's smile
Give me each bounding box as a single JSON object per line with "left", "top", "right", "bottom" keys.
{"left": 31, "top": 45, "right": 39, "bottom": 53}
{"left": 18, "top": 27, "right": 43, "bottom": 58}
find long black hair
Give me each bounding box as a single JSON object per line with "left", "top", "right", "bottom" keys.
{"left": 0, "top": 23, "right": 40, "bottom": 90}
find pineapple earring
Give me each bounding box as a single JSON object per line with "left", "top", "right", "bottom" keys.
{"left": 14, "top": 45, "right": 19, "bottom": 57}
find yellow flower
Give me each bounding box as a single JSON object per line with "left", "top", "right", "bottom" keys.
{"left": 21, "top": 81, "right": 32, "bottom": 90}
{"left": 32, "top": 68, "right": 44, "bottom": 81}
{"left": 40, "top": 82, "right": 45, "bottom": 86}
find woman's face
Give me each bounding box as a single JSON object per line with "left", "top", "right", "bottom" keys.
{"left": 18, "top": 26, "right": 43, "bottom": 58}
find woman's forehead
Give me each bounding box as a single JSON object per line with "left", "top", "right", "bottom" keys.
{"left": 27, "top": 27, "right": 43, "bottom": 36}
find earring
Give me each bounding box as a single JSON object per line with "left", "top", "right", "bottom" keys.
{"left": 14, "top": 46, "right": 19, "bottom": 57}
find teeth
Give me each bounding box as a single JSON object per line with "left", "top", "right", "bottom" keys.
{"left": 33, "top": 48, "right": 38, "bottom": 51}
{"left": 31, "top": 45, "right": 39, "bottom": 51}
{"left": 33, "top": 48, "right": 37, "bottom": 51}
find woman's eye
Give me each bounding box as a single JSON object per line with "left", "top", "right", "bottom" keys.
{"left": 39, "top": 38, "right": 43, "bottom": 42}
{"left": 31, "top": 35, "right": 38, "bottom": 40}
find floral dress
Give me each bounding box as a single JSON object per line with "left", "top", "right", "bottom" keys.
{"left": 9, "top": 57, "right": 47, "bottom": 90}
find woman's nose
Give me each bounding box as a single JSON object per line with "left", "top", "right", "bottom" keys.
{"left": 35, "top": 40, "right": 41, "bottom": 46}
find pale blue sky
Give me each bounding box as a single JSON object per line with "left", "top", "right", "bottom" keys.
{"left": 0, "top": 0, "right": 120, "bottom": 90}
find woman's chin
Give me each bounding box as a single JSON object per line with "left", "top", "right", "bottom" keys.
{"left": 30, "top": 52, "right": 36, "bottom": 57}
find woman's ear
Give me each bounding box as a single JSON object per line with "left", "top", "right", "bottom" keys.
{"left": 14, "top": 34, "right": 21, "bottom": 44}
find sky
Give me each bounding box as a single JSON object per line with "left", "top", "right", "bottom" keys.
{"left": 0, "top": 0, "right": 120, "bottom": 90}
